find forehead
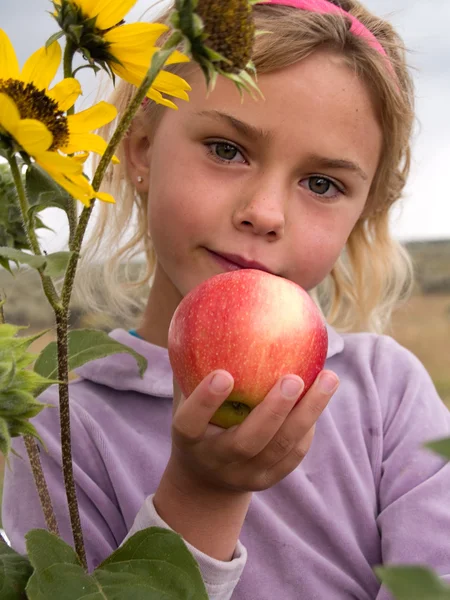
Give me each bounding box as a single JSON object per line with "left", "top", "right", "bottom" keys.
{"left": 169, "top": 49, "right": 382, "bottom": 173}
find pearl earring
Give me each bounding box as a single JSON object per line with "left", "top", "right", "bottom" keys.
{"left": 137, "top": 176, "right": 143, "bottom": 183}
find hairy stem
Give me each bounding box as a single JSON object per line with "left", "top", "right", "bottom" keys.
{"left": 8, "top": 155, "right": 61, "bottom": 311}
{"left": 23, "top": 435, "right": 60, "bottom": 537}
{"left": 63, "top": 39, "right": 78, "bottom": 248}
{"left": 55, "top": 307, "right": 87, "bottom": 570}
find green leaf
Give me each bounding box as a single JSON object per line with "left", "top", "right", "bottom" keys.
{"left": 97, "top": 527, "right": 209, "bottom": 598}
{"left": 375, "top": 566, "right": 450, "bottom": 600}
{"left": 27, "top": 194, "right": 70, "bottom": 224}
{"left": 25, "top": 528, "right": 209, "bottom": 600}
{"left": 34, "top": 329, "right": 147, "bottom": 385}
{"left": 0, "top": 248, "right": 72, "bottom": 278}
{"left": 25, "top": 165, "right": 70, "bottom": 210}
{"left": 0, "top": 248, "right": 45, "bottom": 271}
{"left": 42, "top": 251, "right": 73, "bottom": 278}
{"left": 425, "top": 438, "right": 450, "bottom": 460}
{"left": 0, "top": 541, "right": 33, "bottom": 600}
{"left": 0, "top": 256, "right": 13, "bottom": 273}
{"left": 0, "top": 416, "right": 11, "bottom": 457}
{"left": 45, "top": 30, "right": 64, "bottom": 48}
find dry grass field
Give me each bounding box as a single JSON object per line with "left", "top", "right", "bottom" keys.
{"left": 391, "top": 294, "right": 450, "bottom": 405}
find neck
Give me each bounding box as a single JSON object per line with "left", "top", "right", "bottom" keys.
{"left": 136, "top": 263, "right": 182, "bottom": 348}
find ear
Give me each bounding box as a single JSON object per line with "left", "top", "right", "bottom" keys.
{"left": 123, "top": 119, "right": 152, "bottom": 193}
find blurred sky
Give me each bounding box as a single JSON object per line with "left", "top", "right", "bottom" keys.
{"left": 1, "top": 0, "right": 450, "bottom": 249}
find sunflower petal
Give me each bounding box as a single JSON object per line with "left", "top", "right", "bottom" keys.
{"left": 63, "top": 132, "right": 120, "bottom": 164}
{"left": 37, "top": 163, "right": 94, "bottom": 206}
{"left": 66, "top": 101, "right": 117, "bottom": 134}
{"left": 111, "top": 65, "right": 179, "bottom": 109}
{"left": 103, "top": 22, "right": 168, "bottom": 51}
{"left": 71, "top": 151, "right": 89, "bottom": 164}
{"left": 165, "top": 49, "right": 191, "bottom": 66}
{"left": 15, "top": 120, "right": 53, "bottom": 155}
{"left": 145, "top": 87, "right": 178, "bottom": 110}
{"left": 0, "top": 93, "right": 20, "bottom": 133}
{"left": 35, "top": 151, "right": 84, "bottom": 175}
{"left": 47, "top": 78, "right": 82, "bottom": 111}
{"left": 119, "top": 47, "right": 190, "bottom": 68}
{"left": 153, "top": 70, "right": 192, "bottom": 99}
{"left": 118, "top": 61, "right": 191, "bottom": 100}
{"left": 95, "top": 191, "right": 115, "bottom": 204}
{"left": 82, "top": 0, "right": 138, "bottom": 30}
{"left": 0, "top": 30, "right": 20, "bottom": 80}
{"left": 42, "top": 168, "right": 115, "bottom": 206}
{"left": 21, "top": 42, "right": 61, "bottom": 90}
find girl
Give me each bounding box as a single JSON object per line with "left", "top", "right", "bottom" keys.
{"left": 3, "top": 1, "right": 450, "bottom": 598}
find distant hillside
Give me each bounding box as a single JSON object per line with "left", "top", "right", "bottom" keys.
{"left": 406, "top": 239, "right": 450, "bottom": 293}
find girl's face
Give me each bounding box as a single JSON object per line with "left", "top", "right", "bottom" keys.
{"left": 126, "top": 49, "right": 382, "bottom": 344}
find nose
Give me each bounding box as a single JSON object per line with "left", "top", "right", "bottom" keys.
{"left": 232, "top": 182, "right": 286, "bottom": 240}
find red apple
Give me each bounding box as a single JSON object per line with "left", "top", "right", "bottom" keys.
{"left": 168, "top": 269, "right": 328, "bottom": 428}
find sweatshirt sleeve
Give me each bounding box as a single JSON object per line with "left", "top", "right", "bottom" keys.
{"left": 124, "top": 494, "right": 247, "bottom": 600}
{"left": 373, "top": 336, "right": 450, "bottom": 599}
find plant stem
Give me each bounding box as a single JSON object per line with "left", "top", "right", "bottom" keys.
{"left": 61, "top": 39, "right": 86, "bottom": 565}
{"left": 8, "top": 155, "right": 61, "bottom": 311}
{"left": 23, "top": 435, "right": 60, "bottom": 536}
{"left": 63, "top": 38, "right": 78, "bottom": 248}
{"left": 54, "top": 307, "right": 87, "bottom": 570}
{"left": 9, "top": 156, "right": 41, "bottom": 256}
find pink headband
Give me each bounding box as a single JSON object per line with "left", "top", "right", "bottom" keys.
{"left": 259, "top": 0, "right": 388, "bottom": 59}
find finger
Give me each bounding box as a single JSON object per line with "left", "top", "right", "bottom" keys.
{"left": 260, "top": 370, "right": 339, "bottom": 467}
{"left": 223, "top": 375, "right": 304, "bottom": 460}
{"left": 172, "top": 376, "right": 182, "bottom": 415}
{"left": 172, "top": 370, "right": 234, "bottom": 443}
{"left": 293, "top": 370, "right": 339, "bottom": 429}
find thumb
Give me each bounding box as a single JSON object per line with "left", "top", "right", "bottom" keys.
{"left": 172, "top": 376, "right": 184, "bottom": 415}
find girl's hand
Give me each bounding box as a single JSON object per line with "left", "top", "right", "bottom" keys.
{"left": 169, "top": 369, "right": 339, "bottom": 493}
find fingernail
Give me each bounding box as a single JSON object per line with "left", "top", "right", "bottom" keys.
{"left": 210, "top": 372, "right": 233, "bottom": 393}
{"left": 317, "top": 372, "right": 339, "bottom": 394}
{"left": 281, "top": 376, "right": 304, "bottom": 399}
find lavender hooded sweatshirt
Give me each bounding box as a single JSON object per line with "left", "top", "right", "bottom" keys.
{"left": 3, "top": 326, "right": 450, "bottom": 599}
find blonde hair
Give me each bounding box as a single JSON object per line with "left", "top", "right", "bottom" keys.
{"left": 76, "top": 0, "right": 415, "bottom": 333}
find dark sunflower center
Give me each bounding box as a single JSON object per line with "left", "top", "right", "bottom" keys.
{"left": 196, "top": 0, "right": 255, "bottom": 73}
{"left": 0, "top": 79, "right": 69, "bottom": 151}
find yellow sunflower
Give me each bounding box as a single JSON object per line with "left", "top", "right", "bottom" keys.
{"left": 0, "top": 29, "right": 116, "bottom": 206}
{"left": 52, "top": 0, "right": 192, "bottom": 110}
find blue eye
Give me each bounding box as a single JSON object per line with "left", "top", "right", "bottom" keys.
{"left": 300, "top": 176, "right": 343, "bottom": 199}
{"left": 206, "top": 141, "right": 246, "bottom": 164}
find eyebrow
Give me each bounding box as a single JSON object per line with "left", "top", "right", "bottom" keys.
{"left": 194, "top": 109, "right": 369, "bottom": 181}
{"left": 194, "top": 109, "right": 274, "bottom": 143}
{"left": 305, "top": 154, "right": 369, "bottom": 181}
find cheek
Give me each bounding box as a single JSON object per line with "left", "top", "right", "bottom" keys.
{"left": 287, "top": 209, "right": 358, "bottom": 288}
{"left": 146, "top": 163, "right": 216, "bottom": 258}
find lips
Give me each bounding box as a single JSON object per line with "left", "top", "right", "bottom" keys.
{"left": 207, "top": 249, "right": 274, "bottom": 274}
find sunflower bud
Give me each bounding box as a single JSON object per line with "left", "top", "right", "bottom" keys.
{"left": 52, "top": 0, "right": 118, "bottom": 79}
{"left": 0, "top": 323, "right": 57, "bottom": 457}
{"left": 170, "top": 0, "right": 261, "bottom": 96}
